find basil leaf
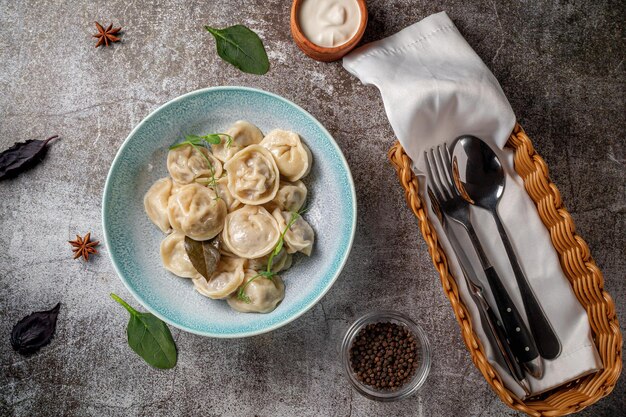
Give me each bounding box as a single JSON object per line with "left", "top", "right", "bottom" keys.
{"left": 184, "top": 237, "right": 220, "bottom": 279}
{"left": 10, "top": 303, "right": 61, "bottom": 355}
{"left": 0, "top": 136, "right": 59, "bottom": 180}
{"left": 205, "top": 25, "right": 270, "bottom": 75}
{"left": 111, "top": 294, "right": 177, "bottom": 369}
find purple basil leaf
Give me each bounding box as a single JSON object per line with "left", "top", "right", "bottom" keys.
{"left": 10, "top": 303, "right": 61, "bottom": 355}
{"left": 0, "top": 135, "right": 59, "bottom": 180}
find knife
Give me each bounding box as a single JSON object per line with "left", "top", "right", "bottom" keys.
{"left": 455, "top": 246, "right": 531, "bottom": 395}
{"left": 428, "top": 189, "right": 532, "bottom": 395}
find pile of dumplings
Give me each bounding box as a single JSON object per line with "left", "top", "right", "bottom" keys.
{"left": 144, "top": 121, "right": 315, "bottom": 314}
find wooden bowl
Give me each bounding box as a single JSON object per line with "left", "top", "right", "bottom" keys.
{"left": 290, "top": 0, "right": 368, "bottom": 62}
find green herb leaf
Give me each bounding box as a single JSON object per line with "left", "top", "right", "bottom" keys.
{"left": 185, "top": 134, "right": 219, "bottom": 145}
{"left": 236, "top": 273, "right": 260, "bottom": 303}
{"left": 237, "top": 288, "right": 252, "bottom": 304}
{"left": 110, "top": 293, "right": 177, "bottom": 369}
{"left": 185, "top": 135, "right": 211, "bottom": 145}
{"left": 171, "top": 133, "right": 233, "bottom": 149}
{"left": 205, "top": 134, "right": 223, "bottom": 144}
{"left": 169, "top": 142, "right": 189, "bottom": 150}
{"left": 170, "top": 137, "right": 204, "bottom": 150}
{"left": 168, "top": 137, "right": 225, "bottom": 201}
{"left": 184, "top": 237, "right": 220, "bottom": 279}
{"left": 205, "top": 25, "right": 270, "bottom": 75}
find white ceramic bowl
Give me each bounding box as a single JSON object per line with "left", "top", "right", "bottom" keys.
{"left": 102, "top": 87, "right": 356, "bottom": 337}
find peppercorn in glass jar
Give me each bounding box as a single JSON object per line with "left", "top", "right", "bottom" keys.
{"left": 341, "top": 311, "right": 431, "bottom": 401}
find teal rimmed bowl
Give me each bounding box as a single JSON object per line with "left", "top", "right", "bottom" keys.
{"left": 102, "top": 86, "right": 356, "bottom": 338}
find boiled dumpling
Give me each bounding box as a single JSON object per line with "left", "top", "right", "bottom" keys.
{"left": 260, "top": 130, "right": 312, "bottom": 182}
{"left": 192, "top": 256, "right": 246, "bottom": 299}
{"left": 269, "top": 180, "right": 307, "bottom": 212}
{"left": 211, "top": 120, "right": 264, "bottom": 162}
{"left": 144, "top": 177, "right": 174, "bottom": 233}
{"left": 215, "top": 176, "right": 241, "bottom": 212}
{"left": 272, "top": 209, "right": 315, "bottom": 256}
{"left": 171, "top": 180, "right": 182, "bottom": 196}
{"left": 218, "top": 239, "right": 237, "bottom": 257}
{"left": 227, "top": 271, "right": 285, "bottom": 313}
{"left": 167, "top": 144, "right": 222, "bottom": 185}
{"left": 160, "top": 232, "right": 200, "bottom": 279}
{"left": 221, "top": 205, "right": 280, "bottom": 258}
{"left": 168, "top": 183, "right": 227, "bottom": 240}
{"left": 224, "top": 145, "right": 280, "bottom": 205}
{"left": 247, "top": 248, "right": 291, "bottom": 274}
{"left": 280, "top": 254, "right": 293, "bottom": 273}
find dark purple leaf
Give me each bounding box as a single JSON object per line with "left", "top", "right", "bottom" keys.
{"left": 0, "top": 135, "right": 59, "bottom": 180}
{"left": 11, "top": 303, "right": 61, "bottom": 355}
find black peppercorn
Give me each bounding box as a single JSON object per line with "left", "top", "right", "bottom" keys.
{"left": 349, "top": 322, "right": 419, "bottom": 390}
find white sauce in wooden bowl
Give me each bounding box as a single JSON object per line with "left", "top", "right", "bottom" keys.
{"left": 298, "top": 0, "right": 361, "bottom": 48}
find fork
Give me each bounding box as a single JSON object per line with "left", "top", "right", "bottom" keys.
{"left": 428, "top": 188, "right": 530, "bottom": 395}
{"left": 425, "top": 144, "right": 543, "bottom": 379}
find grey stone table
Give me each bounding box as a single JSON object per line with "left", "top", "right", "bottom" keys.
{"left": 1, "top": 1, "right": 624, "bottom": 416}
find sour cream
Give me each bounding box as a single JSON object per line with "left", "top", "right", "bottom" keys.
{"left": 298, "top": 0, "right": 361, "bottom": 48}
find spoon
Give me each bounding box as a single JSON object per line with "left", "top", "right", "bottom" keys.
{"left": 452, "top": 136, "right": 562, "bottom": 360}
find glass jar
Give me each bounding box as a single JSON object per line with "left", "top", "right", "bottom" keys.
{"left": 341, "top": 311, "right": 431, "bottom": 401}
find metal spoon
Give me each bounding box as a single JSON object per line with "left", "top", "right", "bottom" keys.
{"left": 451, "top": 136, "right": 561, "bottom": 360}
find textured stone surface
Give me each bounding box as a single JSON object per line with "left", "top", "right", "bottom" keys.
{"left": 0, "top": 0, "right": 624, "bottom": 416}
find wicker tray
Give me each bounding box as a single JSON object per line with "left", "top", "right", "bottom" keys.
{"left": 388, "top": 124, "right": 622, "bottom": 416}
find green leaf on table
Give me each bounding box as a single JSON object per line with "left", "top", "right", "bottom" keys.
{"left": 205, "top": 24, "right": 270, "bottom": 75}
{"left": 110, "top": 293, "right": 177, "bottom": 369}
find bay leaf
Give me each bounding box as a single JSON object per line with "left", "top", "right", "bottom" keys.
{"left": 184, "top": 237, "right": 220, "bottom": 279}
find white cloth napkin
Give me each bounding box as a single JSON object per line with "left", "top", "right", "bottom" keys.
{"left": 343, "top": 11, "right": 601, "bottom": 398}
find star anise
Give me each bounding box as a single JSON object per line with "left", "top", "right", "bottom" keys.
{"left": 93, "top": 22, "right": 121, "bottom": 48}
{"left": 69, "top": 233, "right": 100, "bottom": 261}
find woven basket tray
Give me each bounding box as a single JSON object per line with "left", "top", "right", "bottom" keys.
{"left": 388, "top": 124, "right": 622, "bottom": 416}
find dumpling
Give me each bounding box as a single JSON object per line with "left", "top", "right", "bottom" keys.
{"left": 227, "top": 271, "right": 285, "bottom": 313}
{"left": 282, "top": 253, "right": 293, "bottom": 272}
{"left": 144, "top": 177, "right": 174, "bottom": 233}
{"left": 269, "top": 180, "right": 307, "bottom": 212}
{"left": 211, "top": 120, "right": 264, "bottom": 162}
{"left": 272, "top": 209, "right": 315, "bottom": 256}
{"left": 260, "top": 130, "right": 312, "bottom": 182}
{"left": 221, "top": 205, "right": 280, "bottom": 258}
{"left": 224, "top": 145, "right": 280, "bottom": 205}
{"left": 160, "top": 232, "right": 200, "bottom": 279}
{"left": 218, "top": 239, "right": 237, "bottom": 257}
{"left": 192, "top": 257, "right": 246, "bottom": 299}
{"left": 171, "top": 180, "right": 182, "bottom": 196}
{"left": 247, "top": 248, "right": 291, "bottom": 273}
{"left": 167, "top": 144, "right": 222, "bottom": 185}
{"left": 168, "top": 183, "right": 227, "bottom": 240}
{"left": 215, "top": 176, "right": 241, "bottom": 212}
